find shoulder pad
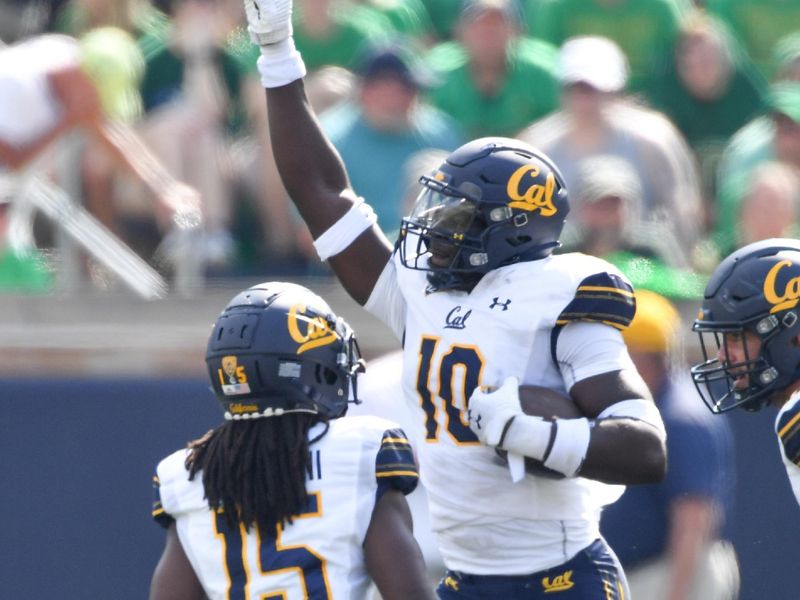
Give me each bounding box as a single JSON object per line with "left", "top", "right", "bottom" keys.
{"left": 777, "top": 400, "right": 800, "bottom": 466}
{"left": 375, "top": 428, "right": 419, "bottom": 496}
{"left": 556, "top": 271, "right": 636, "bottom": 330}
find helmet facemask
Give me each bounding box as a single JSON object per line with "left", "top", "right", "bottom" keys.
{"left": 399, "top": 175, "right": 556, "bottom": 292}
{"left": 691, "top": 316, "right": 781, "bottom": 413}
{"left": 691, "top": 240, "right": 800, "bottom": 413}
{"left": 399, "top": 177, "right": 490, "bottom": 291}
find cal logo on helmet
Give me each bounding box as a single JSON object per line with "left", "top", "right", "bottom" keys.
{"left": 763, "top": 259, "right": 800, "bottom": 314}
{"left": 218, "top": 355, "right": 251, "bottom": 396}
{"left": 506, "top": 165, "right": 557, "bottom": 216}
{"left": 288, "top": 303, "right": 338, "bottom": 354}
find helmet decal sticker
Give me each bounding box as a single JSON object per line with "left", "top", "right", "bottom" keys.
{"left": 506, "top": 165, "right": 557, "bottom": 216}
{"left": 287, "top": 303, "right": 338, "bottom": 354}
{"left": 218, "top": 355, "right": 252, "bottom": 396}
{"left": 764, "top": 260, "right": 800, "bottom": 314}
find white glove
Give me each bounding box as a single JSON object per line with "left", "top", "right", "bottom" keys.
{"left": 468, "top": 376, "right": 523, "bottom": 448}
{"left": 244, "top": 0, "right": 293, "bottom": 46}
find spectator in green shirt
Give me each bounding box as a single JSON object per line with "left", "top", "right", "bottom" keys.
{"left": 644, "top": 11, "right": 766, "bottom": 204}
{"left": 356, "top": 0, "right": 437, "bottom": 45}
{"left": 425, "top": 0, "right": 559, "bottom": 138}
{"left": 529, "top": 0, "right": 689, "bottom": 92}
{"left": 293, "top": 0, "right": 391, "bottom": 71}
{"left": 707, "top": 0, "right": 800, "bottom": 80}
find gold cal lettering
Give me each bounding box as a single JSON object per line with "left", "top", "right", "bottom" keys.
{"left": 506, "top": 165, "right": 557, "bottom": 216}
{"left": 763, "top": 260, "right": 800, "bottom": 313}
{"left": 288, "top": 303, "right": 338, "bottom": 354}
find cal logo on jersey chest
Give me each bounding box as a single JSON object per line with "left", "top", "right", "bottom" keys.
{"left": 444, "top": 305, "right": 472, "bottom": 330}
{"left": 442, "top": 296, "right": 514, "bottom": 330}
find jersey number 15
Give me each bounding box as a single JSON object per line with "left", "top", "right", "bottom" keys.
{"left": 213, "top": 492, "right": 331, "bottom": 599}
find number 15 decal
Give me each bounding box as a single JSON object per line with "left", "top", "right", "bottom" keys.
{"left": 416, "top": 336, "right": 484, "bottom": 444}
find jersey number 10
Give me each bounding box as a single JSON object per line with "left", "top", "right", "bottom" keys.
{"left": 416, "top": 336, "right": 483, "bottom": 445}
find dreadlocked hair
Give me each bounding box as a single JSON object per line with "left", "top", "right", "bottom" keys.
{"left": 185, "top": 413, "right": 324, "bottom": 533}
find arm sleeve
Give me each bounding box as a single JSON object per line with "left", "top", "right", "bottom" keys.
{"left": 152, "top": 473, "right": 175, "bottom": 529}
{"left": 551, "top": 271, "right": 637, "bottom": 389}
{"left": 374, "top": 428, "right": 419, "bottom": 503}
{"left": 364, "top": 256, "right": 406, "bottom": 339}
{"left": 555, "top": 322, "right": 636, "bottom": 390}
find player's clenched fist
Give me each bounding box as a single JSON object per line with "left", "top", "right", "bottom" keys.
{"left": 244, "top": 0, "right": 293, "bottom": 46}
{"left": 468, "top": 376, "right": 524, "bottom": 448}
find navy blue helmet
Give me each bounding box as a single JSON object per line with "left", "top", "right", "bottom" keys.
{"left": 691, "top": 239, "right": 800, "bottom": 413}
{"left": 206, "top": 282, "right": 364, "bottom": 420}
{"left": 399, "top": 137, "right": 569, "bottom": 292}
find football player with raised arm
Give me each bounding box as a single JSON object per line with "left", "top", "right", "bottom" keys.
{"left": 149, "top": 282, "right": 435, "bottom": 600}
{"left": 691, "top": 238, "right": 800, "bottom": 507}
{"left": 243, "top": 1, "right": 667, "bottom": 597}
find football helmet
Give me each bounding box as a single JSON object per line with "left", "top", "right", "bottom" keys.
{"left": 206, "top": 282, "right": 365, "bottom": 420}
{"left": 399, "top": 137, "right": 569, "bottom": 292}
{"left": 691, "top": 239, "right": 800, "bottom": 413}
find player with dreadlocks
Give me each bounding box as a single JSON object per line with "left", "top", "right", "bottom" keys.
{"left": 185, "top": 413, "right": 321, "bottom": 533}
{"left": 149, "top": 281, "right": 434, "bottom": 600}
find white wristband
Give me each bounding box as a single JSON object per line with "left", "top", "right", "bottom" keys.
{"left": 313, "top": 197, "right": 377, "bottom": 260}
{"left": 501, "top": 415, "right": 591, "bottom": 477}
{"left": 499, "top": 414, "right": 553, "bottom": 460}
{"left": 543, "top": 418, "right": 592, "bottom": 477}
{"left": 256, "top": 38, "right": 307, "bottom": 88}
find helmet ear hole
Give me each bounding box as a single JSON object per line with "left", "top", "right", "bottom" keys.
{"left": 508, "top": 235, "right": 532, "bottom": 247}
{"left": 316, "top": 363, "right": 339, "bottom": 385}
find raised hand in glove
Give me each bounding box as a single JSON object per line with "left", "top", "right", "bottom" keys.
{"left": 244, "top": 0, "right": 293, "bottom": 46}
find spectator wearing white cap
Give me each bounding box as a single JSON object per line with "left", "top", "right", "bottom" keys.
{"left": 528, "top": 0, "right": 687, "bottom": 93}
{"left": 518, "top": 36, "right": 703, "bottom": 263}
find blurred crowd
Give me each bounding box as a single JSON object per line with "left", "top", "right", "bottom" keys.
{"left": 0, "top": 0, "right": 798, "bottom": 299}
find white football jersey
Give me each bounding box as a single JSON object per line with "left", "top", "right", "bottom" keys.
{"left": 775, "top": 390, "right": 800, "bottom": 507}
{"left": 365, "top": 251, "right": 635, "bottom": 574}
{"left": 152, "top": 416, "right": 418, "bottom": 600}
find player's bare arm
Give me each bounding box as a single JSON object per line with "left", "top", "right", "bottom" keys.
{"left": 246, "top": 0, "right": 391, "bottom": 304}
{"left": 265, "top": 82, "right": 391, "bottom": 303}
{"left": 571, "top": 369, "right": 666, "bottom": 484}
{"left": 149, "top": 523, "right": 205, "bottom": 600}
{"left": 364, "top": 488, "right": 436, "bottom": 600}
